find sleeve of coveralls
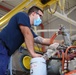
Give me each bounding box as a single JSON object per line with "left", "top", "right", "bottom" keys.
{"left": 17, "top": 12, "right": 31, "bottom": 28}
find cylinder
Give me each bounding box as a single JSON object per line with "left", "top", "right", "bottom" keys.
{"left": 30, "top": 57, "right": 47, "bottom": 75}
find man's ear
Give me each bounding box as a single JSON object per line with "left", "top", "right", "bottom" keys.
{"left": 32, "top": 12, "right": 35, "bottom": 16}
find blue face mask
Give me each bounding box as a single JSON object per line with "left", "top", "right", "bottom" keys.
{"left": 34, "top": 16, "right": 42, "bottom": 26}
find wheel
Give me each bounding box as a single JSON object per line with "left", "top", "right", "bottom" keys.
{"left": 19, "top": 54, "right": 31, "bottom": 73}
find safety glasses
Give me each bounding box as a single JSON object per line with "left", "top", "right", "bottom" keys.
{"left": 35, "top": 12, "right": 43, "bottom": 19}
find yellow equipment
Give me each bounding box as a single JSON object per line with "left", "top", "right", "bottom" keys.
{"left": 20, "top": 54, "right": 31, "bottom": 71}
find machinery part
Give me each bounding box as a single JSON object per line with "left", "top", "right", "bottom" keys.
{"left": 30, "top": 57, "right": 47, "bottom": 75}
{"left": 43, "top": 49, "right": 58, "bottom": 60}
{"left": 48, "top": 43, "right": 59, "bottom": 50}
{"left": 43, "top": 43, "right": 59, "bottom": 60}
{"left": 47, "top": 59, "right": 61, "bottom": 75}
{"left": 65, "top": 70, "right": 76, "bottom": 75}
{"left": 19, "top": 54, "right": 31, "bottom": 72}
{"left": 47, "top": 26, "right": 76, "bottom": 75}
{"left": 40, "top": 0, "right": 50, "bottom": 4}
{"left": 48, "top": 1, "right": 58, "bottom": 14}
{"left": 68, "top": 58, "right": 76, "bottom": 71}
{"left": 50, "top": 32, "right": 58, "bottom": 44}
{"left": 72, "top": 40, "right": 76, "bottom": 46}
{"left": 59, "top": 25, "right": 72, "bottom": 46}
{"left": 61, "top": 50, "right": 65, "bottom": 72}
{"left": 65, "top": 46, "right": 76, "bottom": 60}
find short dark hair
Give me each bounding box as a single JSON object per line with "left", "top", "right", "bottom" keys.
{"left": 28, "top": 6, "right": 43, "bottom": 15}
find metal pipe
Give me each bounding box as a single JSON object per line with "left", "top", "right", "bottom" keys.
{"left": 36, "top": 29, "right": 76, "bottom": 33}
{"left": 2, "top": 1, "right": 15, "bottom": 8}
{"left": 40, "top": 24, "right": 45, "bottom": 52}
{"left": 37, "top": 29, "right": 58, "bottom": 32}
{"left": 67, "top": 6, "right": 76, "bottom": 15}
{"left": 0, "top": 5, "right": 11, "bottom": 11}
{"left": 48, "top": 9, "right": 76, "bottom": 26}
{"left": 40, "top": 24, "right": 44, "bottom": 37}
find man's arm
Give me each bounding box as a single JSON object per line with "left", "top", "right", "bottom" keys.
{"left": 19, "top": 25, "right": 42, "bottom": 57}
{"left": 34, "top": 36, "right": 50, "bottom": 45}
{"left": 34, "top": 36, "right": 62, "bottom": 45}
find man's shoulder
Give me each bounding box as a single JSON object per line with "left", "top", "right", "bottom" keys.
{"left": 16, "top": 12, "right": 28, "bottom": 16}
